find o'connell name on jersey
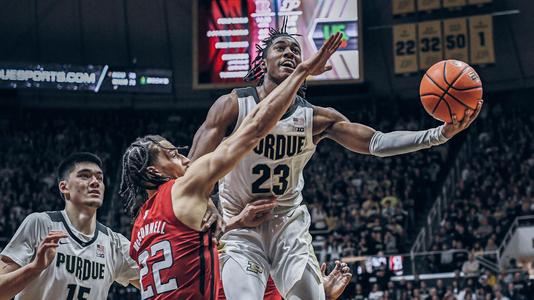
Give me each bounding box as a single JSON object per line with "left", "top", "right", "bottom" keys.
{"left": 0, "top": 211, "right": 138, "bottom": 300}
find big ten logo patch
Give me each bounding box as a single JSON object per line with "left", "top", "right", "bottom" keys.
{"left": 246, "top": 261, "right": 264, "bottom": 275}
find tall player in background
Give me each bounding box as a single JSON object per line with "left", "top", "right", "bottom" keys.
{"left": 188, "top": 24, "right": 483, "bottom": 300}
{"left": 0, "top": 153, "right": 139, "bottom": 300}
{"left": 119, "top": 32, "right": 343, "bottom": 300}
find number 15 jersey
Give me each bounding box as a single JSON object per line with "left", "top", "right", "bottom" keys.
{"left": 218, "top": 87, "right": 316, "bottom": 220}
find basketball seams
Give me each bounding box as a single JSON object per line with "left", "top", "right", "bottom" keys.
{"left": 449, "top": 85, "right": 483, "bottom": 91}
{"left": 440, "top": 97, "right": 454, "bottom": 122}
{"left": 425, "top": 64, "right": 477, "bottom": 114}
{"left": 431, "top": 97, "right": 443, "bottom": 114}
{"left": 424, "top": 74, "right": 447, "bottom": 93}
{"left": 445, "top": 92, "right": 479, "bottom": 110}
{"left": 420, "top": 93, "right": 443, "bottom": 97}
{"left": 444, "top": 63, "right": 470, "bottom": 88}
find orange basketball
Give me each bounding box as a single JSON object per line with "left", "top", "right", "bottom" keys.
{"left": 420, "top": 60, "right": 482, "bottom": 123}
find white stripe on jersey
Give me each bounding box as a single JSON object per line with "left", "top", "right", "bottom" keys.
{"left": 218, "top": 87, "right": 316, "bottom": 220}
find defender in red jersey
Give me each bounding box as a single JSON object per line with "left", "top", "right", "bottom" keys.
{"left": 119, "top": 32, "right": 343, "bottom": 300}
{"left": 129, "top": 178, "right": 218, "bottom": 300}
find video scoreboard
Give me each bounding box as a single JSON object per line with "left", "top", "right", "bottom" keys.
{"left": 194, "top": 0, "right": 363, "bottom": 89}
{"left": 0, "top": 63, "right": 172, "bottom": 94}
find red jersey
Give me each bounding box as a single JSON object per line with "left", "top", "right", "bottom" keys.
{"left": 217, "top": 276, "right": 282, "bottom": 300}
{"left": 130, "top": 180, "right": 219, "bottom": 300}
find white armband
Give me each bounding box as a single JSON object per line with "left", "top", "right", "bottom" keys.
{"left": 369, "top": 125, "right": 449, "bottom": 157}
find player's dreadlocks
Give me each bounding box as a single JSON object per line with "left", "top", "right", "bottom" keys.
{"left": 243, "top": 18, "right": 307, "bottom": 97}
{"left": 119, "top": 135, "right": 187, "bottom": 217}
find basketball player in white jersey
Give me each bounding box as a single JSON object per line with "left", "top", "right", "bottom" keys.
{"left": 188, "top": 24, "right": 483, "bottom": 299}
{"left": 0, "top": 152, "right": 139, "bottom": 300}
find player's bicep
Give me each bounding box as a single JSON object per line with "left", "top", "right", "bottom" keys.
{"left": 315, "top": 106, "right": 375, "bottom": 154}
{"left": 188, "top": 93, "right": 238, "bottom": 161}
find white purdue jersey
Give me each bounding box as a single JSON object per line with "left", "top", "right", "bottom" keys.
{"left": 219, "top": 87, "right": 316, "bottom": 219}
{"left": 1, "top": 210, "right": 138, "bottom": 300}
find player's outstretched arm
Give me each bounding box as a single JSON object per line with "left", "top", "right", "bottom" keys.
{"left": 313, "top": 100, "right": 482, "bottom": 157}
{"left": 0, "top": 231, "right": 67, "bottom": 300}
{"left": 179, "top": 32, "right": 343, "bottom": 195}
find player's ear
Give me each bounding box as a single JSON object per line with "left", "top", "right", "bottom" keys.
{"left": 260, "top": 59, "right": 267, "bottom": 72}
{"left": 146, "top": 166, "right": 163, "bottom": 177}
{"left": 58, "top": 180, "right": 69, "bottom": 200}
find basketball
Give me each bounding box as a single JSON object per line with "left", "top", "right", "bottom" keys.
{"left": 419, "top": 60, "right": 483, "bottom": 123}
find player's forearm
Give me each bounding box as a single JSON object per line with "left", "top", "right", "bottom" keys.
{"left": 224, "top": 216, "right": 242, "bottom": 232}
{"left": 0, "top": 263, "right": 42, "bottom": 300}
{"left": 327, "top": 121, "right": 376, "bottom": 154}
{"left": 369, "top": 125, "right": 449, "bottom": 157}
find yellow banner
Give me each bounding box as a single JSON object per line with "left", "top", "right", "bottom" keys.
{"left": 418, "top": 21, "right": 443, "bottom": 70}
{"left": 393, "top": 0, "right": 416, "bottom": 15}
{"left": 393, "top": 23, "right": 418, "bottom": 74}
{"left": 417, "top": 0, "right": 441, "bottom": 11}
{"left": 469, "top": 15, "right": 495, "bottom": 64}
{"left": 443, "top": 18, "right": 469, "bottom": 62}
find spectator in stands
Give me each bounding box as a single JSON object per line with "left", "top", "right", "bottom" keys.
{"left": 457, "top": 287, "right": 474, "bottom": 300}
{"left": 311, "top": 202, "right": 328, "bottom": 230}
{"left": 511, "top": 272, "right": 527, "bottom": 295}
{"left": 384, "top": 231, "right": 397, "bottom": 254}
{"left": 493, "top": 285, "right": 510, "bottom": 300}
{"left": 462, "top": 252, "right": 480, "bottom": 276}
{"left": 440, "top": 243, "right": 455, "bottom": 271}
{"left": 435, "top": 279, "right": 446, "bottom": 298}
{"left": 367, "top": 283, "right": 383, "bottom": 300}
{"left": 353, "top": 283, "right": 365, "bottom": 300}
{"left": 504, "top": 282, "right": 524, "bottom": 300}
{"left": 419, "top": 281, "right": 430, "bottom": 299}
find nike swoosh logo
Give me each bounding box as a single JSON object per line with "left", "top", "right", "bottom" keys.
{"left": 59, "top": 241, "right": 69, "bottom": 245}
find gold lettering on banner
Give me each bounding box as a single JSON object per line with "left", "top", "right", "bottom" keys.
{"left": 418, "top": 20, "right": 443, "bottom": 70}
{"left": 392, "top": 0, "right": 416, "bottom": 15}
{"left": 443, "top": 18, "right": 469, "bottom": 62}
{"left": 417, "top": 0, "right": 440, "bottom": 11}
{"left": 469, "top": 15, "right": 495, "bottom": 64}
{"left": 393, "top": 23, "right": 418, "bottom": 74}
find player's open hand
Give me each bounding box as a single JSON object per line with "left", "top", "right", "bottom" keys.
{"left": 235, "top": 197, "right": 277, "bottom": 228}
{"left": 30, "top": 231, "right": 68, "bottom": 271}
{"left": 322, "top": 260, "right": 352, "bottom": 300}
{"left": 201, "top": 201, "right": 225, "bottom": 244}
{"left": 299, "top": 32, "right": 343, "bottom": 76}
{"left": 442, "top": 99, "right": 483, "bottom": 139}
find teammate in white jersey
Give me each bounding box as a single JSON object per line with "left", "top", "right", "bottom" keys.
{"left": 0, "top": 152, "right": 140, "bottom": 300}
{"left": 188, "top": 24, "right": 483, "bottom": 299}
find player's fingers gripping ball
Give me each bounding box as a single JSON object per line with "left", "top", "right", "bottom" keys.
{"left": 420, "top": 60, "right": 482, "bottom": 123}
